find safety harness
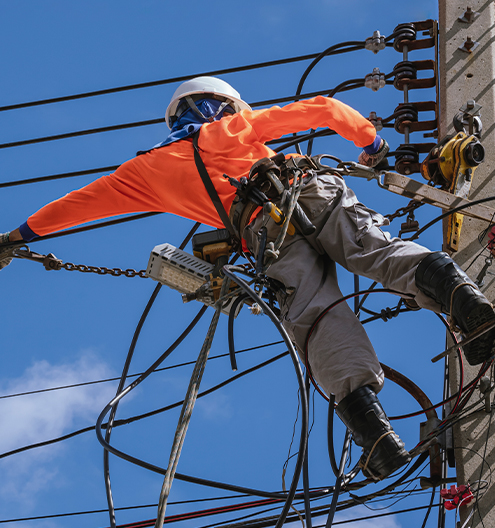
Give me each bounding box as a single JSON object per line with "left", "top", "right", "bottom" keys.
{"left": 192, "top": 128, "right": 321, "bottom": 262}
{"left": 192, "top": 131, "right": 238, "bottom": 241}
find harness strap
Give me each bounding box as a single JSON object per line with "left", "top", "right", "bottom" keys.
{"left": 192, "top": 130, "right": 238, "bottom": 241}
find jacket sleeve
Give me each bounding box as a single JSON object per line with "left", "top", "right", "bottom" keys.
{"left": 244, "top": 95, "right": 376, "bottom": 148}
{"left": 21, "top": 156, "right": 165, "bottom": 240}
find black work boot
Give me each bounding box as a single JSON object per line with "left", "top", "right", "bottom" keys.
{"left": 335, "top": 386, "right": 411, "bottom": 480}
{"left": 415, "top": 252, "right": 495, "bottom": 365}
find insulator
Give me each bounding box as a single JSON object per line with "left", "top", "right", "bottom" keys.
{"left": 395, "top": 144, "right": 419, "bottom": 175}
{"left": 394, "top": 104, "right": 419, "bottom": 133}
{"left": 364, "top": 68, "right": 386, "bottom": 92}
{"left": 393, "top": 23, "right": 417, "bottom": 52}
{"left": 393, "top": 61, "right": 418, "bottom": 90}
{"left": 365, "top": 30, "right": 386, "bottom": 54}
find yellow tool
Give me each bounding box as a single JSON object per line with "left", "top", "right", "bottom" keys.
{"left": 264, "top": 202, "right": 296, "bottom": 236}
{"left": 420, "top": 132, "right": 485, "bottom": 251}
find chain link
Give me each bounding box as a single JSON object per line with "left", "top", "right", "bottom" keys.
{"left": 385, "top": 199, "right": 424, "bottom": 222}
{"left": 62, "top": 262, "right": 148, "bottom": 278}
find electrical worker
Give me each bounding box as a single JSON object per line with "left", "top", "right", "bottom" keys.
{"left": 1, "top": 76, "right": 494, "bottom": 481}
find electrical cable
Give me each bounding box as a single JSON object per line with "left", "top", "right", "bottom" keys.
{"left": 0, "top": 118, "right": 396, "bottom": 194}
{"left": 222, "top": 265, "right": 308, "bottom": 528}
{"left": 104, "top": 223, "right": 200, "bottom": 528}
{"left": 227, "top": 293, "right": 250, "bottom": 371}
{"left": 0, "top": 351, "right": 289, "bottom": 463}
{"left": 158, "top": 279, "right": 235, "bottom": 528}
{"left": 303, "top": 288, "right": 406, "bottom": 401}
{"left": 1, "top": 212, "right": 163, "bottom": 249}
{"left": 436, "top": 314, "right": 464, "bottom": 415}
{"left": 299, "top": 283, "right": 482, "bottom": 424}
{"left": 302, "top": 373, "right": 313, "bottom": 528}
{"left": 0, "top": 51, "right": 333, "bottom": 113}
{"left": 196, "top": 500, "right": 442, "bottom": 528}
{"left": 294, "top": 42, "right": 365, "bottom": 100}
{"left": 1, "top": 37, "right": 397, "bottom": 117}
{"left": 325, "top": 430, "right": 351, "bottom": 528}
{"left": 0, "top": 132, "right": 339, "bottom": 196}
{"left": 99, "top": 350, "right": 293, "bottom": 500}
{"left": 292, "top": 39, "right": 365, "bottom": 156}
{"left": 195, "top": 454, "right": 431, "bottom": 528}
{"left": 0, "top": 165, "right": 120, "bottom": 189}
{"left": 0, "top": 117, "right": 164, "bottom": 150}
{"left": 5, "top": 452, "right": 430, "bottom": 528}
{"left": 327, "top": 395, "right": 340, "bottom": 478}
{"left": 0, "top": 340, "right": 285, "bottom": 401}
{"left": 0, "top": 494, "right": 258, "bottom": 525}
{"left": 474, "top": 404, "right": 494, "bottom": 528}
{"left": 420, "top": 486, "right": 437, "bottom": 528}
{"left": 0, "top": 87, "right": 363, "bottom": 152}
{"left": 104, "top": 282, "right": 163, "bottom": 528}
{"left": 407, "top": 195, "right": 495, "bottom": 242}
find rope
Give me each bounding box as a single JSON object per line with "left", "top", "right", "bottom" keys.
{"left": 361, "top": 431, "right": 395, "bottom": 474}
{"left": 154, "top": 278, "right": 231, "bottom": 528}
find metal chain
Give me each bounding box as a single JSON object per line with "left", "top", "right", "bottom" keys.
{"left": 385, "top": 199, "right": 424, "bottom": 222}
{"left": 12, "top": 248, "right": 147, "bottom": 278}
{"left": 61, "top": 261, "right": 148, "bottom": 278}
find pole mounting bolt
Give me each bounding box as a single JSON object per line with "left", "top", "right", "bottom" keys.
{"left": 459, "top": 36, "right": 480, "bottom": 53}
{"left": 458, "top": 7, "right": 480, "bottom": 23}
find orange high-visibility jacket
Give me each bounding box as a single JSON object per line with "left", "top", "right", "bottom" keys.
{"left": 23, "top": 95, "right": 376, "bottom": 238}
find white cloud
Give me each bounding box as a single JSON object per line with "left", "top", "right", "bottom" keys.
{"left": 0, "top": 352, "right": 115, "bottom": 507}
{"left": 196, "top": 392, "right": 233, "bottom": 421}
{"left": 332, "top": 505, "right": 402, "bottom": 528}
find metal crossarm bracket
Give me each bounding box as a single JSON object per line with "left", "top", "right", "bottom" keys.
{"left": 382, "top": 171, "right": 495, "bottom": 222}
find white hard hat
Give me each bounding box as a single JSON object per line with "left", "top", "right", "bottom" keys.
{"left": 165, "top": 76, "right": 251, "bottom": 128}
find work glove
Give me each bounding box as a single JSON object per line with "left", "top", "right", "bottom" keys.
{"left": 0, "top": 232, "right": 15, "bottom": 271}
{"left": 358, "top": 136, "right": 389, "bottom": 168}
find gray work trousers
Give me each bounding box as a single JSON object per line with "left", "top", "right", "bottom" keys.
{"left": 244, "top": 173, "right": 439, "bottom": 402}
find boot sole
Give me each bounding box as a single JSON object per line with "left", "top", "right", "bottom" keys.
{"left": 462, "top": 302, "right": 495, "bottom": 365}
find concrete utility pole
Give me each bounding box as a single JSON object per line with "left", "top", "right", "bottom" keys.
{"left": 439, "top": 1, "right": 495, "bottom": 526}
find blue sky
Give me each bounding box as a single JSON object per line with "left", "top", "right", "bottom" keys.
{"left": 0, "top": 2, "right": 462, "bottom": 528}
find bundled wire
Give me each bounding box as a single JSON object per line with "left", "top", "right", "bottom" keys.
{"left": 155, "top": 279, "right": 231, "bottom": 528}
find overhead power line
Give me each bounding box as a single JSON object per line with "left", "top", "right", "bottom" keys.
{"left": 0, "top": 43, "right": 367, "bottom": 113}
{"left": 0, "top": 351, "right": 288, "bottom": 461}
{"left": 0, "top": 341, "right": 284, "bottom": 400}
{"left": 0, "top": 165, "right": 121, "bottom": 189}
{"left": 0, "top": 85, "right": 364, "bottom": 151}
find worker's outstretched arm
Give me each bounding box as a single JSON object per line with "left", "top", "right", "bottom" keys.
{"left": 0, "top": 156, "right": 168, "bottom": 271}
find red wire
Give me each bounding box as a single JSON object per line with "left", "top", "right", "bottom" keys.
{"left": 112, "top": 497, "right": 283, "bottom": 528}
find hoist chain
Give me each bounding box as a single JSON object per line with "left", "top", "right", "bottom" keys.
{"left": 385, "top": 199, "right": 424, "bottom": 222}
{"left": 12, "top": 247, "right": 148, "bottom": 278}
{"left": 61, "top": 262, "right": 148, "bottom": 278}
